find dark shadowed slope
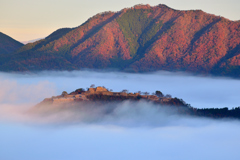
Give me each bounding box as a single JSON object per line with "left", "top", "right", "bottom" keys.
{"left": 0, "top": 32, "right": 24, "bottom": 54}
{"left": 0, "top": 4, "right": 239, "bottom": 77}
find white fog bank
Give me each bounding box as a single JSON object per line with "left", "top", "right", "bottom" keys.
{"left": 1, "top": 70, "right": 240, "bottom": 108}
{"left": 1, "top": 70, "right": 240, "bottom": 160}
{"left": 0, "top": 119, "right": 240, "bottom": 160}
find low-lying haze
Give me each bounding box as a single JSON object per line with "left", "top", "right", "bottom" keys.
{"left": 0, "top": 70, "right": 240, "bottom": 160}
{"left": 1, "top": 70, "right": 240, "bottom": 108}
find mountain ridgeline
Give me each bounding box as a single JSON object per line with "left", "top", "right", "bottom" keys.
{"left": 0, "top": 4, "right": 240, "bottom": 77}
{"left": 0, "top": 32, "right": 23, "bottom": 54}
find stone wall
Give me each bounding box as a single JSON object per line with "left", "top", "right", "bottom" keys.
{"left": 96, "top": 87, "right": 108, "bottom": 92}
{"left": 53, "top": 97, "right": 75, "bottom": 103}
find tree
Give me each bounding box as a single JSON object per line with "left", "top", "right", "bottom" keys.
{"left": 155, "top": 90, "right": 163, "bottom": 97}
{"left": 62, "top": 91, "right": 68, "bottom": 96}
{"left": 75, "top": 88, "right": 85, "bottom": 93}
{"left": 90, "top": 84, "right": 95, "bottom": 88}
{"left": 165, "top": 94, "right": 172, "bottom": 98}
{"left": 143, "top": 92, "right": 149, "bottom": 95}
{"left": 122, "top": 89, "right": 128, "bottom": 93}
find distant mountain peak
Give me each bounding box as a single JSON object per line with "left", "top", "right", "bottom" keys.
{"left": 0, "top": 4, "right": 239, "bottom": 78}
{"left": 21, "top": 38, "right": 44, "bottom": 45}
{"left": 0, "top": 32, "right": 23, "bottom": 54}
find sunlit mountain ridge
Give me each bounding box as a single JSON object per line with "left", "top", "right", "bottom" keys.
{"left": 0, "top": 4, "right": 239, "bottom": 77}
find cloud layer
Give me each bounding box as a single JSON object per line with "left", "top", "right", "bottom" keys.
{"left": 0, "top": 71, "right": 240, "bottom": 160}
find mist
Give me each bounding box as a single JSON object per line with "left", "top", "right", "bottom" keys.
{"left": 1, "top": 70, "right": 240, "bottom": 160}
{"left": 1, "top": 70, "right": 240, "bottom": 108}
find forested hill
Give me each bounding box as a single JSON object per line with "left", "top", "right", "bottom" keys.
{"left": 35, "top": 86, "right": 240, "bottom": 120}
{"left": 0, "top": 4, "right": 239, "bottom": 77}
{"left": 0, "top": 32, "right": 23, "bottom": 54}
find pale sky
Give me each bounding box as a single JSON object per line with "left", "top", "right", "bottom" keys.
{"left": 0, "top": 0, "right": 239, "bottom": 42}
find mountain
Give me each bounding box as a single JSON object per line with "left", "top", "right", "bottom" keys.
{"left": 0, "top": 32, "right": 24, "bottom": 54}
{"left": 38, "top": 86, "right": 187, "bottom": 107}
{"left": 0, "top": 4, "right": 239, "bottom": 77}
{"left": 33, "top": 86, "right": 240, "bottom": 120}
{"left": 21, "top": 38, "right": 44, "bottom": 45}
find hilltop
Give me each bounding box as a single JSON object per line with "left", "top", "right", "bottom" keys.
{"left": 34, "top": 86, "right": 240, "bottom": 120}
{"left": 38, "top": 86, "right": 186, "bottom": 106}
{"left": 0, "top": 32, "right": 23, "bottom": 54}
{"left": 0, "top": 4, "right": 239, "bottom": 77}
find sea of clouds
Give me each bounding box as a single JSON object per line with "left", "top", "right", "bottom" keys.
{"left": 0, "top": 70, "right": 240, "bottom": 160}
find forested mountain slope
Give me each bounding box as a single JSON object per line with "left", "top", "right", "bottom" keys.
{"left": 0, "top": 32, "right": 23, "bottom": 54}
{"left": 0, "top": 4, "right": 239, "bottom": 77}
